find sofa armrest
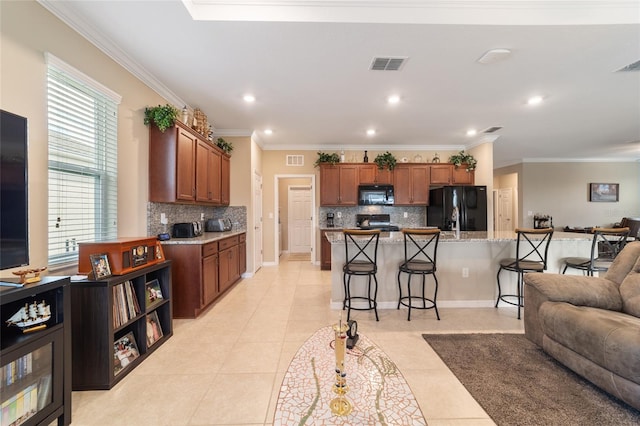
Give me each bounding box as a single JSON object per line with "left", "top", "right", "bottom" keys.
{"left": 523, "top": 273, "right": 623, "bottom": 346}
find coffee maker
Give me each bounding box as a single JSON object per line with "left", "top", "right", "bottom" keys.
{"left": 326, "top": 212, "right": 335, "bottom": 228}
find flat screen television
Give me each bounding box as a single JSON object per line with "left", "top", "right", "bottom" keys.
{"left": 0, "top": 110, "right": 29, "bottom": 270}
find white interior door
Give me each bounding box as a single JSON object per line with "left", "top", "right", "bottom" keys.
{"left": 288, "top": 186, "right": 312, "bottom": 254}
{"left": 498, "top": 188, "right": 514, "bottom": 232}
{"left": 254, "top": 172, "right": 263, "bottom": 270}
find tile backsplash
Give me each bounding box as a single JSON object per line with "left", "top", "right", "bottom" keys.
{"left": 147, "top": 203, "right": 247, "bottom": 236}
{"left": 319, "top": 206, "right": 426, "bottom": 229}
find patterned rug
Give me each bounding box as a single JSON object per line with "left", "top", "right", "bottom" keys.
{"left": 422, "top": 333, "right": 640, "bottom": 426}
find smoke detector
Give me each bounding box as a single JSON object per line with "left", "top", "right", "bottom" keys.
{"left": 477, "top": 49, "right": 511, "bottom": 64}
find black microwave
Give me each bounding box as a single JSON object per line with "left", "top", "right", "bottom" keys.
{"left": 358, "top": 185, "right": 395, "bottom": 206}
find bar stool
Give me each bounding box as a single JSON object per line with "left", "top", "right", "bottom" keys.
{"left": 496, "top": 228, "right": 554, "bottom": 319}
{"left": 563, "top": 227, "right": 629, "bottom": 276}
{"left": 397, "top": 228, "right": 441, "bottom": 321}
{"left": 342, "top": 229, "right": 381, "bottom": 321}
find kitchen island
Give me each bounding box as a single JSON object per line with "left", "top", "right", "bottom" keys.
{"left": 327, "top": 230, "right": 592, "bottom": 310}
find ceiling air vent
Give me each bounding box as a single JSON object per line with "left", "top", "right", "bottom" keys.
{"left": 483, "top": 126, "right": 503, "bottom": 133}
{"left": 370, "top": 57, "right": 407, "bottom": 71}
{"left": 286, "top": 155, "right": 304, "bottom": 166}
{"left": 616, "top": 59, "right": 640, "bottom": 72}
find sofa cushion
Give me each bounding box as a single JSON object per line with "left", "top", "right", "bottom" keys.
{"left": 539, "top": 302, "right": 640, "bottom": 385}
{"left": 619, "top": 255, "right": 640, "bottom": 318}
{"left": 605, "top": 241, "right": 640, "bottom": 286}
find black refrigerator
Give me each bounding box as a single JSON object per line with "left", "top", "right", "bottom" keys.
{"left": 427, "top": 186, "right": 488, "bottom": 231}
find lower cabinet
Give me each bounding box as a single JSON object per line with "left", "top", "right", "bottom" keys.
{"left": 321, "top": 231, "right": 331, "bottom": 270}
{"left": 163, "top": 232, "right": 246, "bottom": 318}
{"left": 69, "top": 262, "right": 173, "bottom": 390}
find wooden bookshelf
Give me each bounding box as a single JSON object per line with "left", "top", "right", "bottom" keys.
{"left": 69, "top": 261, "right": 172, "bottom": 390}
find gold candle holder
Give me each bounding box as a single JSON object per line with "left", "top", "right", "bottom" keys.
{"left": 330, "top": 321, "right": 352, "bottom": 416}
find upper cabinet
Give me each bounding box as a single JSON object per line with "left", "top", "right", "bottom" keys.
{"left": 451, "top": 165, "right": 474, "bottom": 185}
{"left": 318, "top": 162, "right": 475, "bottom": 207}
{"left": 393, "top": 164, "right": 430, "bottom": 205}
{"left": 358, "top": 164, "right": 393, "bottom": 185}
{"left": 320, "top": 164, "right": 358, "bottom": 206}
{"left": 149, "top": 121, "right": 229, "bottom": 205}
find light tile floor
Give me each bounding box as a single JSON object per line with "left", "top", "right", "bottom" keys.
{"left": 70, "top": 255, "right": 524, "bottom": 425}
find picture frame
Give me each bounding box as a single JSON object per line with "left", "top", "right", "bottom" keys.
{"left": 89, "top": 253, "right": 112, "bottom": 279}
{"left": 113, "top": 332, "right": 140, "bottom": 376}
{"left": 146, "top": 311, "right": 164, "bottom": 347}
{"left": 589, "top": 183, "right": 619, "bottom": 202}
{"left": 145, "top": 279, "right": 164, "bottom": 309}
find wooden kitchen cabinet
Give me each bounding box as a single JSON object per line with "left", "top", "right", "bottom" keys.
{"left": 196, "top": 140, "right": 222, "bottom": 204}
{"left": 430, "top": 164, "right": 453, "bottom": 185}
{"left": 393, "top": 164, "right": 430, "bottom": 205}
{"left": 358, "top": 164, "right": 393, "bottom": 185}
{"left": 149, "top": 121, "right": 228, "bottom": 205}
{"left": 162, "top": 233, "right": 245, "bottom": 318}
{"left": 320, "top": 229, "right": 339, "bottom": 270}
{"left": 452, "top": 165, "right": 475, "bottom": 185}
{"left": 238, "top": 233, "right": 247, "bottom": 275}
{"left": 221, "top": 154, "right": 230, "bottom": 205}
{"left": 219, "top": 235, "right": 240, "bottom": 293}
{"left": 320, "top": 164, "right": 358, "bottom": 206}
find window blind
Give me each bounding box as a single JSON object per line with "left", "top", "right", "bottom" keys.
{"left": 47, "top": 55, "right": 120, "bottom": 266}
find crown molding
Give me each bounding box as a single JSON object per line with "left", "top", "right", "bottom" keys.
{"left": 38, "top": 0, "right": 188, "bottom": 109}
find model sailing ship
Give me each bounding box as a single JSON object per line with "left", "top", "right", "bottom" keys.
{"left": 6, "top": 300, "right": 51, "bottom": 333}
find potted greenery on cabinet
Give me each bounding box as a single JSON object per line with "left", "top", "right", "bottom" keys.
{"left": 373, "top": 151, "right": 397, "bottom": 170}
{"left": 448, "top": 150, "right": 477, "bottom": 171}
{"left": 143, "top": 104, "right": 179, "bottom": 132}
{"left": 314, "top": 152, "right": 340, "bottom": 167}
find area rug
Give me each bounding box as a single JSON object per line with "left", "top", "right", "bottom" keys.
{"left": 422, "top": 333, "right": 640, "bottom": 426}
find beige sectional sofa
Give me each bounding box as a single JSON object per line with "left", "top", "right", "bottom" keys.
{"left": 524, "top": 241, "right": 640, "bottom": 410}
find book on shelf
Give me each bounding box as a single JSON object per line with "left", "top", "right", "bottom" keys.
{"left": 112, "top": 281, "right": 141, "bottom": 328}
{"left": 113, "top": 332, "right": 140, "bottom": 376}
{"left": 145, "top": 310, "right": 164, "bottom": 348}
{"left": 145, "top": 279, "right": 164, "bottom": 309}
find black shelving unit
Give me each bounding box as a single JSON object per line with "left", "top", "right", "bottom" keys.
{"left": 0, "top": 276, "right": 71, "bottom": 426}
{"left": 69, "top": 261, "right": 172, "bottom": 390}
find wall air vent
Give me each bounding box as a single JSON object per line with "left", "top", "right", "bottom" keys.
{"left": 370, "top": 57, "right": 408, "bottom": 71}
{"left": 616, "top": 59, "right": 640, "bottom": 72}
{"left": 483, "top": 126, "right": 503, "bottom": 133}
{"left": 286, "top": 155, "right": 304, "bottom": 166}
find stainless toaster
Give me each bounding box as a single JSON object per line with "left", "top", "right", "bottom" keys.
{"left": 172, "top": 221, "right": 203, "bottom": 238}
{"left": 205, "top": 218, "right": 232, "bottom": 232}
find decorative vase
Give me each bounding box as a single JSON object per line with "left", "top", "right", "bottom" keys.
{"left": 432, "top": 153, "right": 440, "bottom": 163}
{"left": 364, "top": 151, "right": 369, "bottom": 163}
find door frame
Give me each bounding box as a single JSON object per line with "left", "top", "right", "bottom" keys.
{"left": 274, "top": 174, "right": 316, "bottom": 265}
{"left": 254, "top": 171, "right": 263, "bottom": 273}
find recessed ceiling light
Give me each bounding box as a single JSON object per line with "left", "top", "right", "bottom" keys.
{"left": 366, "top": 129, "right": 376, "bottom": 136}
{"left": 527, "top": 96, "right": 543, "bottom": 105}
{"left": 466, "top": 129, "right": 477, "bottom": 137}
{"left": 264, "top": 129, "right": 273, "bottom": 135}
{"left": 387, "top": 95, "right": 400, "bottom": 104}
{"left": 243, "top": 94, "right": 256, "bottom": 103}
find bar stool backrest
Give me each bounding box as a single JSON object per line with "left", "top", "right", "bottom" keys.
{"left": 592, "top": 227, "right": 630, "bottom": 264}
{"left": 402, "top": 228, "right": 441, "bottom": 269}
{"left": 513, "top": 228, "right": 554, "bottom": 270}
{"left": 343, "top": 229, "right": 381, "bottom": 268}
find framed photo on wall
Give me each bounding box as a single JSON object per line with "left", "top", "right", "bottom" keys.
{"left": 89, "top": 253, "right": 112, "bottom": 279}
{"left": 589, "top": 183, "right": 619, "bottom": 202}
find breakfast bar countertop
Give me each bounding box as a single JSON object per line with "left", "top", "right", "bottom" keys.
{"left": 325, "top": 230, "right": 593, "bottom": 244}
{"left": 160, "top": 229, "right": 246, "bottom": 245}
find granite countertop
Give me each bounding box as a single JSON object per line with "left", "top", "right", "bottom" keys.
{"left": 161, "top": 229, "right": 246, "bottom": 245}
{"left": 325, "top": 230, "right": 592, "bottom": 244}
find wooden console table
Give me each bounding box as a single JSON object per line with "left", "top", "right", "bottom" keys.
{"left": 274, "top": 326, "right": 426, "bottom": 425}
